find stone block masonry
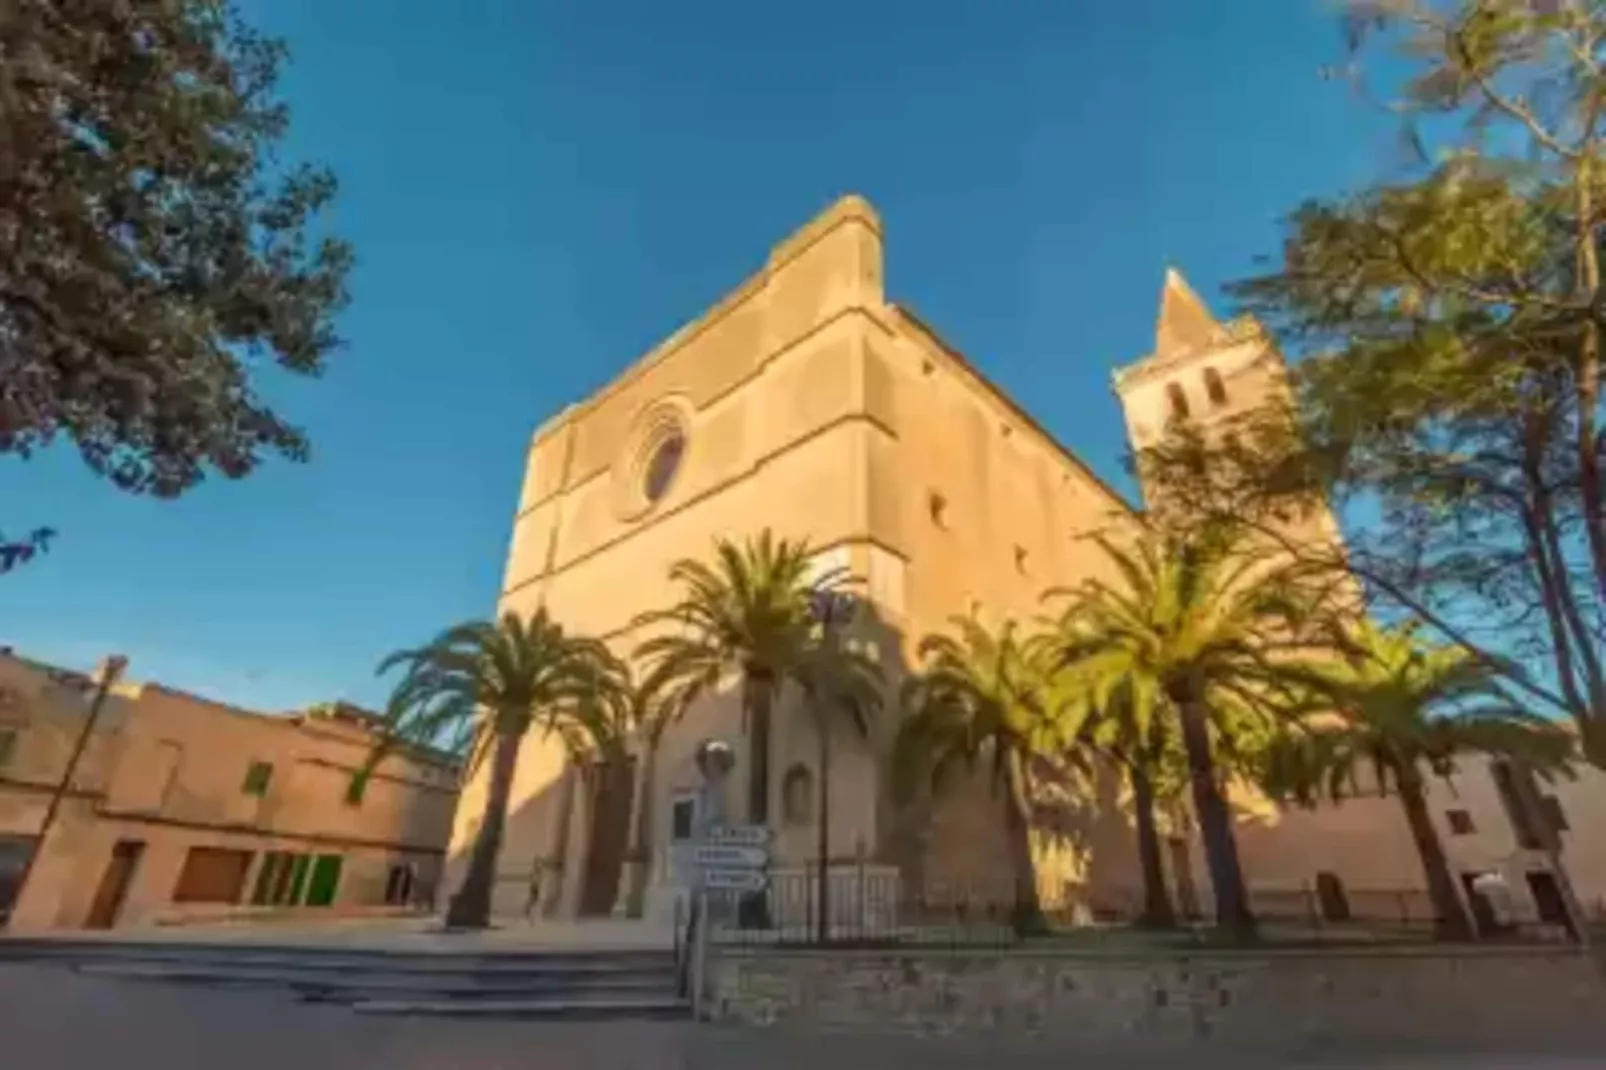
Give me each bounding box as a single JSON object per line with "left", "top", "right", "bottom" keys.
{"left": 707, "top": 945, "right": 1606, "bottom": 1056}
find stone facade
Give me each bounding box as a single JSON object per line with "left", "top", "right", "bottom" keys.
{"left": 0, "top": 651, "right": 457, "bottom": 930}
{"left": 708, "top": 946, "right": 1606, "bottom": 1054}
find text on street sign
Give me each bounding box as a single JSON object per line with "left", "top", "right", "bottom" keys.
{"left": 692, "top": 844, "right": 767, "bottom": 870}
{"left": 702, "top": 869, "right": 769, "bottom": 893}
{"left": 708, "top": 825, "right": 772, "bottom": 847}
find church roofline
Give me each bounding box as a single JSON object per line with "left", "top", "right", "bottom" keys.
{"left": 889, "top": 304, "right": 1137, "bottom": 518}
{"left": 527, "top": 195, "right": 881, "bottom": 452}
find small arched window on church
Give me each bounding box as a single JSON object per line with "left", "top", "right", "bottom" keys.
{"left": 1166, "top": 382, "right": 1191, "bottom": 421}
{"left": 1203, "top": 367, "right": 1228, "bottom": 408}
{"left": 781, "top": 763, "right": 814, "bottom": 826}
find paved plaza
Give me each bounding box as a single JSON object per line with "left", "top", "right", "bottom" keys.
{"left": 0, "top": 963, "right": 1598, "bottom": 1070}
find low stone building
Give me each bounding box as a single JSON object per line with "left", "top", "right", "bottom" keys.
{"left": 0, "top": 650, "right": 458, "bottom": 931}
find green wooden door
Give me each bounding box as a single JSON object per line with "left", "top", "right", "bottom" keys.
{"left": 285, "top": 854, "right": 311, "bottom": 905}
{"left": 305, "top": 854, "right": 343, "bottom": 907}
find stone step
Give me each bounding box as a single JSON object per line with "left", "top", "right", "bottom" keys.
{"left": 77, "top": 961, "right": 678, "bottom": 999}
{"left": 4, "top": 941, "right": 674, "bottom": 975}
{"left": 350, "top": 994, "right": 690, "bottom": 1020}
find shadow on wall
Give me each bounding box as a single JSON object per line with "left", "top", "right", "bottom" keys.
{"left": 440, "top": 596, "right": 932, "bottom": 922}
{"left": 441, "top": 596, "right": 1231, "bottom": 924}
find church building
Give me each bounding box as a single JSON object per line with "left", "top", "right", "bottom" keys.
{"left": 444, "top": 196, "right": 1606, "bottom": 930}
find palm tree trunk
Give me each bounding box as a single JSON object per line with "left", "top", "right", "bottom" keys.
{"left": 1129, "top": 760, "right": 1176, "bottom": 929}
{"left": 1394, "top": 761, "right": 1474, "bottom": 940}
{"left": 446, "top": 725, "right": 523, "bottom": 929}
{"left": 744, "top": 670, "right": 776, "bottom": 825}
{"left": 1173, "top": 690, "right": 1255, "bottom": 936}
{"left": 621, "top": 732, "right": 660, "bottom": 917}
{"left": 740, "top": 671, "right": 776, "bottom": 929}
{"left": 1002, "top": 749, "right": 1045, "bottom": 935}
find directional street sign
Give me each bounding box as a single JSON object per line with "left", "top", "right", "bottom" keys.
{"left": 708, "top": 825, "right": 772, "bottom": 848}
{"left": 691, "top": 823, "right": 770, "bottom": 895}
{"left": 702, "top": 868, "right": 769, "bottom": 893}
{"left": 691, "top": 843, "right": 767, "bottom": 870}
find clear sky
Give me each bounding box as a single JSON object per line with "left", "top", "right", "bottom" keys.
{"left": 2, "top": 0, "right": 1397, "bottom": 712}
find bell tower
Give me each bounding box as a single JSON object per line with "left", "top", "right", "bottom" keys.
{"left": 1112, "top": 268, "right": 1293, "bottom": 476}
{"left": 1110, "top": 268, "right": 1347, "bottom": 558}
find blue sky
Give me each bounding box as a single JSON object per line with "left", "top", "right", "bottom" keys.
{"left": 1, "top": 0, "right": 1396, "bottom": 712}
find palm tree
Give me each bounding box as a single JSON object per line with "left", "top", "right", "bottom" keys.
{"left": 371, "top": 610, "right": 624, "bottom": 929}
{"left": 549, "top": 653, "right": 643, "bottom": 917}
{"left": 794, "top": 594, "right": 885, "bottom": 942}
{"left": 894, "top": 615, "right": 1063, "bottom": 934}
{"left": 1051, "top": 523, "right": 1314, "bottom": 937}
{"left": 1256, "top": 619, "right": 1575, "bottom": 940}
{"left": 1044, "top": 661, "right": 1179, "bottom": 929}
{"left": 634, "top": 532, "right": 836, "bottom": 831}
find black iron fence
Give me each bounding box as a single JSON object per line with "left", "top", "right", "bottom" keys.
{"left": 705, "top": 867, "right": 1600, "bottom": 950}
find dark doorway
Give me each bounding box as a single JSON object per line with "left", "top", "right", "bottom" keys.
{"left": 1524, "top": 870, "right": 1577, "bottom": 940}
{"left": 385, "top": 864, "right": 415, "bottom": 906}
{"left": 85, "top": 840, "right": 145, "bottom": 929}
{"left": 0, "top": 834, "right": 39, "bottom": 925}
{"left": 1460, "top": 872, "right": 1500, "bottom": 936}
{"left": 578, "top": 757, "right": 634, "bottom": 916}
{"left": 1314, "top": 871, "right": 1352, "bottom": 922}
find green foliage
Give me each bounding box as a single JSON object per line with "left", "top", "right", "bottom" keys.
{"left": 893, "top": 615, "right": 1067, "bottom": 805}
{"left": 361, "top": 610, "right": 624, "bottom": 790}
{"left": 1047, "top": 522, "right": 1319, "bottom": 724}
{"left": 0, "top": 527, "right": 53, "bottom": 573}
{"left": 633, "top": 530, "right": 884, "bottom": 832}
{"left": 1254, "top": 619, "right": 1575, "bottom": 806}
{"left": 1139, "top": 1, "right": 1606, "bottom": 765}
{"left": 0, "top": 0, "right": 352, "bottom": 496}
{"left": 634, "top": 530, "right": 882, "bottom": 727}
{"left": 634, "top": 531, "right": 824, "bottom": 704}
{"left": 1047, "top": 521, "right": 1326, "bottom": 933}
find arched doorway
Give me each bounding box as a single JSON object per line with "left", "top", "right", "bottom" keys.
{"left": 577, "top": 756, "right": 635, "bottom": 916}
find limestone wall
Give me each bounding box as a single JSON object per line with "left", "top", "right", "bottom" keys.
{"left": 707, "top": 946, "right": 1606, "bottom": 1054}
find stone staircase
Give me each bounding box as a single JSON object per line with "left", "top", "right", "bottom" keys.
{"left": 0, "top": 937, "right": 690, "bottom": 1020}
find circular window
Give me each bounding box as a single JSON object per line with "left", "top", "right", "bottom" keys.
{"left": 641, "top": 428, "right": 685, "bottom": 504}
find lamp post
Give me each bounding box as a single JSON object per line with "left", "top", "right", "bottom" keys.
{"left": 692, "top": 737, "right": 735, "bottom": 837}
{"left": 684, "top": 738, "right": 734, "bottom": 975}
{"left": 7, "top": 655, "right": 127, "bottom": 928}
{"left": 808, "top": 589, "right": 858, "bottom": 946}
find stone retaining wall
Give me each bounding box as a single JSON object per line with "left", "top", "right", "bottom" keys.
{"left": 707, "top": 945, "right": 1606, "bottom": 1054}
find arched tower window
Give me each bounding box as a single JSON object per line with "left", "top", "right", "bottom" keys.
{"left": 1203, "top": 367, "right": 1228, "bottom": 408}
{"left": 1166, "top": 382, "right": 1190, "bottom": 421}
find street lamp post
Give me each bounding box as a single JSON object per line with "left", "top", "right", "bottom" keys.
{"left": 680, "top": 738, "right": 734, "bottom": 1004}
{"left": 6, "top": 655, "right": 127, "bottom": 928}
{"left": 808, "top": 589, "right": 858, "bottom": 946}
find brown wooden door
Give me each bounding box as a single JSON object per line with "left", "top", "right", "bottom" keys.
{"left": 171, "top": 847, "right": 254, "bottom": 904}
{"left": 85, "top": 840, "right": 145, "bottom": 929}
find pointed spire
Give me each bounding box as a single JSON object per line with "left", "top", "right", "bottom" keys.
{"left": 1154, "top": 267, "right": 1220, "bottom": 358}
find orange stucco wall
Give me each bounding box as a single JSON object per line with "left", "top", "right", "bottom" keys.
{"left": 0, "top": 653, "right": 456, "bottom": 931}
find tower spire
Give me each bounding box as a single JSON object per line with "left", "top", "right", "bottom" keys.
{"left": 1154, "top": 267, "right": 1220, "bottom": 358}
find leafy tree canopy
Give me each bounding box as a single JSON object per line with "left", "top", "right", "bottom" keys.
{"left": 1138, "top": 0, "right": 1606, "bottom": 765}
{"left": 0, "top": 0, "right": 352, "bottom": 498}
